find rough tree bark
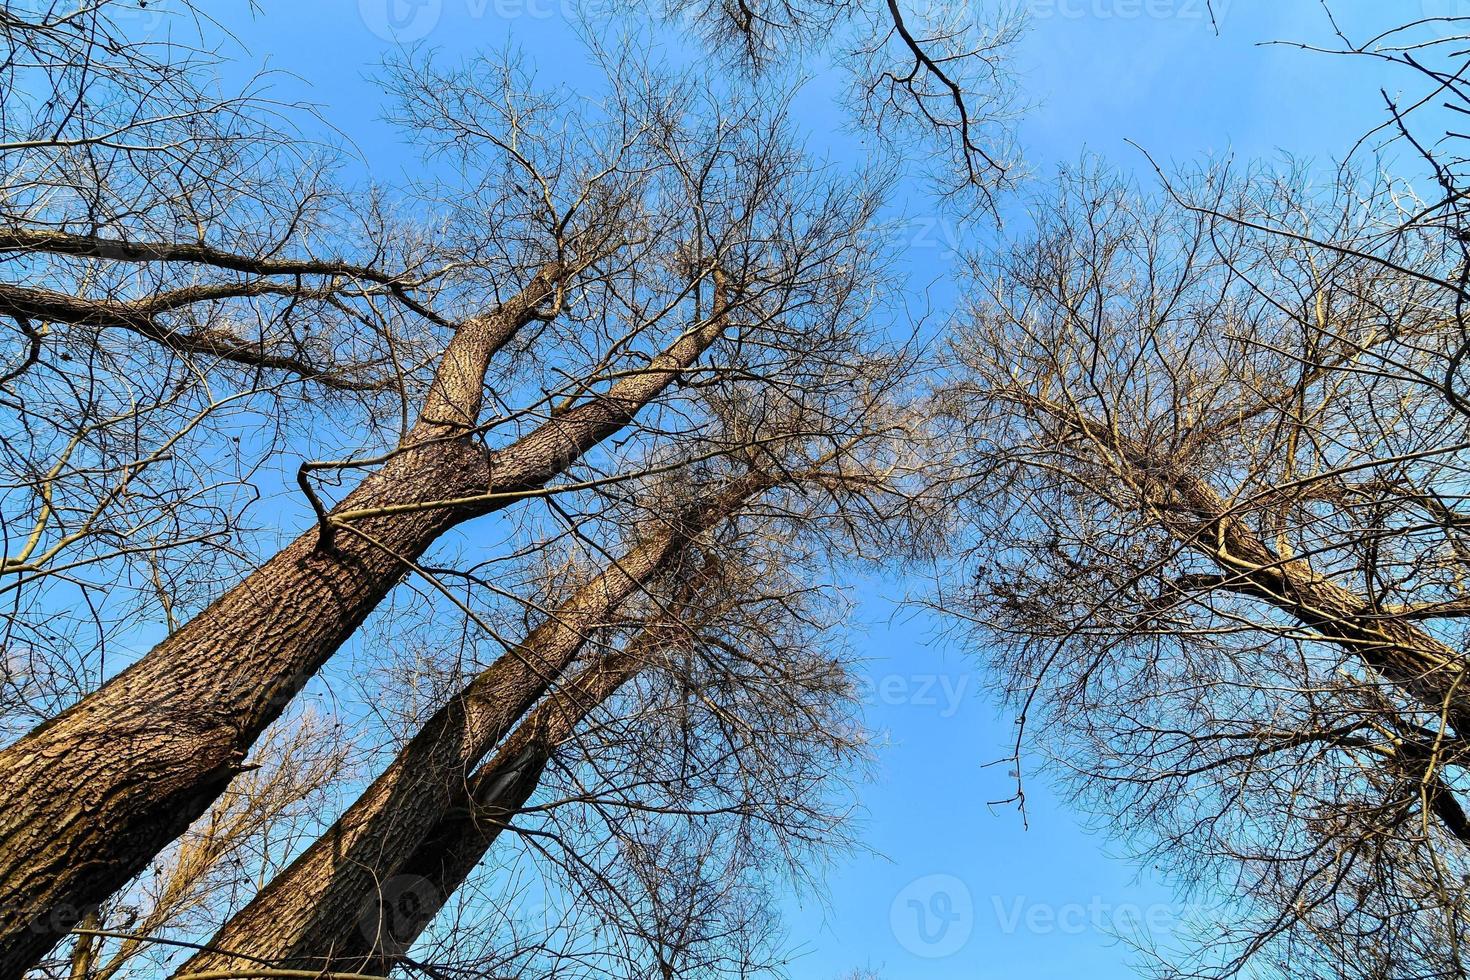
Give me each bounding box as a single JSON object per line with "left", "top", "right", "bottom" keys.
{"left": 173, "top": 472, "right": 770, "bottom": 976}
{"left": 0, "top": 264, "right": 735, "bottom": 977}
{"left": 357, "top": 642, "right": 648, "bottom": 976}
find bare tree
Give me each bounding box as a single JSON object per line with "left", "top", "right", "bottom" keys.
{"left": 941, "top": 160, "right": 1470, "bottom": 979}
{"left": 176, "top": 469, "right": 784, "bottom": 975}
{"left": 0, "top": 13, "right": 902, "bottom": 970}
{"left": 61, "top": 710, "right": 352, "bottom": 980}
{"left": 410, "top": 492, "right": 881, "bottom": 980}
{"left": 0, "top": 2, "right": 1024, "bottom": 975}
{"left": 181, "top": 410, "right": 900, "bottom": 975}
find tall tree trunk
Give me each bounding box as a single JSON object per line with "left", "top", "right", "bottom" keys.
{"left": 365, "top": 644, "right": 647, "bottom": 975}
{"left": 0, "top": 266, "right": 734, "bottom": 978}
{"left": 172, "top": 477, "right": 766, "bottom": 976}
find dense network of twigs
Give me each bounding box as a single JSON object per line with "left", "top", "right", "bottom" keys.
{"left": 940, "top": 13, "right": 1470, "bottom": 980}
{"left": 12, "top": 4, "right": 1470, "bottom": 980}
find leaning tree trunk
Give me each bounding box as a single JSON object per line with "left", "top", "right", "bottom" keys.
{"left": 0, "top": 266, "right": 734, "bottom": 977}
{"left": 361, "top": 644, "right": 648, "bottom": 975}
{"left": 172, "top": 474, "right": 768, "bottom": 976}
{"left": 1051, "top": 400, "right": 1470, "bottom": 734}
{"left": 1141, "top": 447, "right": 1470, "bottom": 733}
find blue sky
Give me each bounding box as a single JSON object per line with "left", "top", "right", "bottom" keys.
{"left": 145, "top": 2, "right": 1418, "bottom": 976}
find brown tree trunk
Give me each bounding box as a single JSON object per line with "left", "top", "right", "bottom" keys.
{"left": 0, "top": 267, "right": 733, "bottom": 978}
{"left": 363, "top": 646, "right": 646, "bottom": 975}
{"left": 172, "top": 477, "right": 766, "bottom": 976}
{"left": 1146, "top": 456, "right": 1470, "bottom": 732}
{"left": 1069, "top": 407, "right": 1470, "bottom": 733}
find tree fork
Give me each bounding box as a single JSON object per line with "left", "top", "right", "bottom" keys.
{"left": 0, "top": 263, "right": 734, "bottom": 977}
{"left": 175, "top": 478, "right": 767, "bottom": 976}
